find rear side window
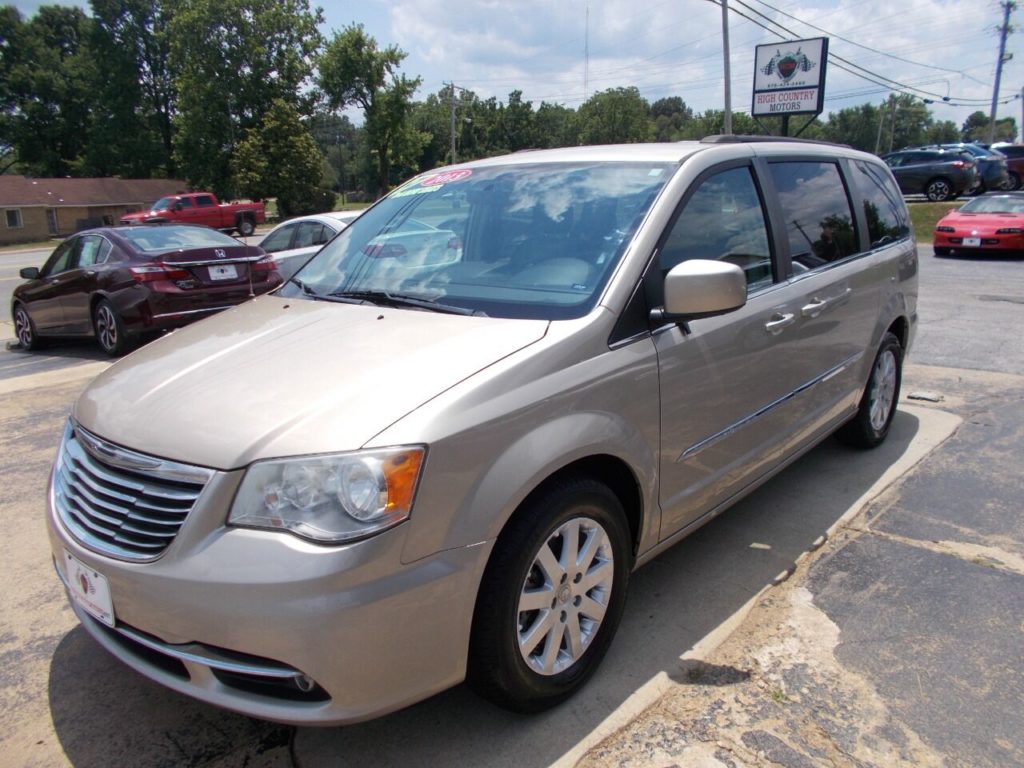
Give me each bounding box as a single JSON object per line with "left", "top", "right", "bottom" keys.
{"left": 196, "top": 195, "right": 216, "bottom": 207}
{"left": 851, "top": 161, "right": 910, "bottom": 247}
{"left": 768, "top": 161, "right": 856, "bottom": 273}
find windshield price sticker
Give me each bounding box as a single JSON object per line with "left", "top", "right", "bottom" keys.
{"left": 63, "top": 550, "right": 115, "bottom": 627}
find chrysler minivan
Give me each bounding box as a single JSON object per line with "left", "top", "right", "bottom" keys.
{"left": 47, "top": 137, "right": 917, "bottom": 725}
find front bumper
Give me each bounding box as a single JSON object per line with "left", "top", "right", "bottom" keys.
{"left": 47, "top": 467, "right": 490, "bottom": 725}
{"left": 933, "top": 231, "right": 1024, "bottom": 254}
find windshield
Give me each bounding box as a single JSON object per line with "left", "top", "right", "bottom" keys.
{"left": 151, "top": 197, "right": 175, "bottom": 211}
{"left": 278, "top": 161, "right": 673, "bottom": 320}
{"left": 959, "top": 196, "right": 1024, "bottom": 214}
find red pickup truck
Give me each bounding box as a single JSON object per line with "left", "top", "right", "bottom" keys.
{"left": 120, "top": 192, "right": 266, "bottom": 236}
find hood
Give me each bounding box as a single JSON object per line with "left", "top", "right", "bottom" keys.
{"left": 73, "top": 296, "right": 548, "bottom": 469}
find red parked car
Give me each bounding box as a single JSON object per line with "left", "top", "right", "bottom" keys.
{"left": 12, "top": 225, "right": 281, "bottom": 355}
{"left": 933, "top": 192, "right": 1024, "bottom": 257}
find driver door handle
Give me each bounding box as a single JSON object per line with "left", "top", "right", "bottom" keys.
{"left": 764, "top": 312, "right": 796, "bottom": 335}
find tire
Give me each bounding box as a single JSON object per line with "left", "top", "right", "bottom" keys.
{"left": 13, "top": 303, "right": 42, "bottom": 351}
{"left": 837, "top": 332, "right": 903, "bottom": 449}
{"left": 236, "top": 217, "right": 255, "bottom": 237}
{"left": 93, "top": 300, "right": 132, "bottom": 356}
{"left": 467, "top": 477, "right": 631, "bottom": 713}
{"left": 1003, "top": 172, "right": 1020, "bottom": 191}
{"left": 924, "top": 178, "right": 953, "bottom": 202}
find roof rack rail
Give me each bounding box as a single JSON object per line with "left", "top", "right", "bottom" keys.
{"left": 700, "top": 134, "right": 848, "bottom": 148}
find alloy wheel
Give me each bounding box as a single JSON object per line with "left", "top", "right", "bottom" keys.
{"left": 517, "top": 516, "right": 615, "bottom": 676}
{"left": 869, "top": 349, "right": 897, "bottom": 432}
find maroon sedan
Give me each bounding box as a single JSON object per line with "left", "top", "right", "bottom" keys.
{"left": 12, "top": 225, "right": 282, "bottom": 355}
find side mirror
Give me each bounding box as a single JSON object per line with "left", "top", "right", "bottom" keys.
{"left": 20, "top": 267, "right": 40, "bottom": 280}
{"left": 173, "top": 201, "right": 184, "bottom": 211}
{"left": 654, "top": 259, "right": 747, "bottom": 322}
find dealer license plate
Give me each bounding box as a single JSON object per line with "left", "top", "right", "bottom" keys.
{"left": 63, "top": 549, "right": 115, "bottom": 627}
{"left": 963, "top": 237, "right": 981, "bottom": 247}
{"left": 209, "top": 264, "right": 238, "bottom": 281}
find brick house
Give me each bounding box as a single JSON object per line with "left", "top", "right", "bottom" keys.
{"left": 0, "top": 175, "right": 188, "bottom": 246}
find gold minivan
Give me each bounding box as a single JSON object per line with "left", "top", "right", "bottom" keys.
{"left": 48, "top": 137, "right": 917, "bottom": 724}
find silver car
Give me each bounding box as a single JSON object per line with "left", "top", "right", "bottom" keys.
{"left": 258, "top": 210, "right": 362, "bottom": 279}
{"left": 47, "top": 138, "right": 917, "bottom": 725}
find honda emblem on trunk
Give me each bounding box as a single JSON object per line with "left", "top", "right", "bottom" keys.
{"left": 214, "top": 249, "right": 227, "bottom": 259}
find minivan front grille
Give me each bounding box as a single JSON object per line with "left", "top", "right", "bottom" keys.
{"left": 53, "top": 421, "right": 214, "bottom": 561}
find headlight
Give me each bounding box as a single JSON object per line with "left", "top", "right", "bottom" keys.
{"left": 228, "top": 447, "right": 425, "bottom": 543}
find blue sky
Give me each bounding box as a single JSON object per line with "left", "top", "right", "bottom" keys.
{"left": 12, "top": 0, "right": 1022, "bottom": 136}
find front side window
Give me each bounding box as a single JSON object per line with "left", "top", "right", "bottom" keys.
{"left": 282, "top": 162, "right": 673, "bottom": 320}
{"left": 852, "top": 161, "right": 910, "bottom": 247}
{"left": 658, "top": 166, "right": 773, "bottom": 293}
{"left": 42, "top": 240, "right": 75, "bottom": 276}
{"left": 768, "top": 161, "right": 857, "bottom": 273}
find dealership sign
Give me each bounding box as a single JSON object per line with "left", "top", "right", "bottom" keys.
{"left": 752, "top": 37, "right": 828, "bottom": 117}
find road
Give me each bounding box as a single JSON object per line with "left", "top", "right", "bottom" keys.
{"left": 0, "top": 246, "right": 1020, "bottom": 768}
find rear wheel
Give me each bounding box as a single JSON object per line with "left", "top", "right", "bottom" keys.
{"left": 13, "top": 304, "right": 42, "bottom": 350}
{"left": 925, "top": 178, "right": 954, "bottom": 202}
{"left": 467, "top": 478, "right": 631, "bottom": 713}
{"left": 838, "top": 332, "right": 902, "bottom": 449}
{"left": 93, "top": 300, "right": 132, "bottom": 356}
{"left": 236, "top": 216, "right": 255, "bottom": 237}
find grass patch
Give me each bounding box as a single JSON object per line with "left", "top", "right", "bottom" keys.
{"left": 908, "top": 200, "right": 962, "bottom": 242}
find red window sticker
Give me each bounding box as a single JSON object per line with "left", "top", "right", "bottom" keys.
{"left": 421, "top": 169, "right": 473, "bottom": 187}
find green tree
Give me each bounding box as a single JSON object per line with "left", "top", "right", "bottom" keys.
{"left": 89, "top": 0, "right": 176, "bottom": 176}
{"left": 822, "top": 103, "right": 884, "bottom": 152}
{"left": 576, "top": 87, "right": 649, "bottom": 144}
{"left": 169, "top": 0, "right": 323, "bottom": 197}
{"left": 533, "top": 102, "right": 578, "bottom": 148}
{"left": 232, "top": 99, "right": 329, "bottom": 217}
{"left": 649, "top": 96, "right": 693, "bottom": 141}
{"left": 318, "top": 24, "right": 427, "bottom": 195}
{"left": 961, "top": 110, "right": 1017, "bottom": 142}
{"left": 0, "top": 6, "right": 96, "bottom": 177}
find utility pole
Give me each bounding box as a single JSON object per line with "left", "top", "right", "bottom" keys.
{"left": 447, "top": 82, "right": 457, "bottom": 165}
{"left": 721, "top": 0, "right": 732, "bottom": 134}
{"left": 989, "top": 1, "right": 1016, "bottom": 144}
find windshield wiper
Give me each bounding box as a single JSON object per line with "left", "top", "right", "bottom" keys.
{"left": 327, "top": 289, "right": 484, "bottom": 316}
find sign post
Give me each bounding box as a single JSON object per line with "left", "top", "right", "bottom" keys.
{"left": 752, "top": 37, "right": 829, "bottom": 137}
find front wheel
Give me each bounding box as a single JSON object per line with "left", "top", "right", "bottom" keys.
{"left": 837, "top": 332, "right": 903, "bottom": 449}
{"left": 467, "top": 478, "right": 631, "bottom": 713}
{"left": 93, "top": 300, "right": 132, "bottom": 356}
{"left": 13, "top": 304, "right": 42, "bottom": 350}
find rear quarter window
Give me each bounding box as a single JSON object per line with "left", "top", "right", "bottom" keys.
{"left": 851, "top": 161, "right": 910, "bottom": 247}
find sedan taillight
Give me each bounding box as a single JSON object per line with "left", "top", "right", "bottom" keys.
{"left": 250, "top": 255, "right": 277, "bottom": 275}
{"left": 935, "top": 226, "right": 955, "bottom": 232}
{"left": 996, "top": 228, "right": 1024, "bottom": 234}
{"left": 130, "top": 264, "right": 190, "bottom": 282}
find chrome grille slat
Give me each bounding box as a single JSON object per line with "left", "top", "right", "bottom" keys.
{"left": 54, "top": 422, "right": 212, "bottom": 561}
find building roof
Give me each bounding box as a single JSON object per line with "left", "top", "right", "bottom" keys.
{"left": 0, "top": 175, "right": 188, "bottom": 208}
